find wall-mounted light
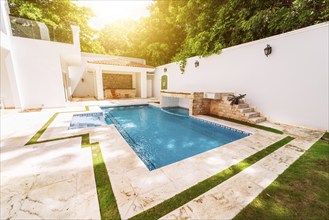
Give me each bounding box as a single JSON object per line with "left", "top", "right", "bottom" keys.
{"left": 164, "top": 67, "right": 167, "bottom": 72}
{"left": 264, "top": 44, "right": 272, "bottom": 57}
{"left": 194, "top": 60, "right": 199, "bottom": 68}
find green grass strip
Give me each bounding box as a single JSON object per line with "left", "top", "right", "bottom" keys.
{"left": 130, "top": 136, "right": 294, "bottom": 220}
{"left": 91, "top": 143, "right": 121, "bottom": 219}
{"left": 234, "top": 133, "right": 329, "bottom": 220}
{"left": 24, "top": 107, "right": 121, "bottom": 220}
{"left": 26, "top": 113, "right": 59, "bottom": 145}
{"left": 207, "top": 114, "right": 283, "bottom": 134}
{"left": 26, "top": 106, "right": 91, "bottom": 145}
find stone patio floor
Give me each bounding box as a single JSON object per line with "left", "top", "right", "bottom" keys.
{"left": 0, "top": 99, "right": 325, "bottom": 219}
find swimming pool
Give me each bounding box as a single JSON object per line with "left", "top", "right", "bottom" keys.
{"left": 103, "top": 105, "right": 249, "bottom": 170}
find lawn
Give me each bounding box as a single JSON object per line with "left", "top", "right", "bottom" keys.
{"left": 234, "top": 133, "right": 329, "bottom": 219}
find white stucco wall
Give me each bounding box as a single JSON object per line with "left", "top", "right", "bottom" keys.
{"left": 178, "top": 98, "right": 190, "bottom": 109}
{"left": 161, "top": 97, "right": 179, "bottom": 107}
{"left": 73, "top": 71, "right": 96, "bottom": 97}
{"left": 9, "top": 36, "right": 80, "bottom": 108}
{"left": 1, "top": 50, "right": 14, "bottom": 107}
{"left": 68, "top": 63, "right": 87, "bottom": 93}
{"left": 154, "top": 22, "right": 329, "bottom": 130}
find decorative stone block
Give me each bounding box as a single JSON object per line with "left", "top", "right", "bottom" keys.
{"left": 102, "top": 74, "right": 132, "bottom": 89}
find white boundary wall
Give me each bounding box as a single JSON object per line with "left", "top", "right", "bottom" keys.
{"left": 154, "top": 23, "right": 329, "bottom": 130}
{"left": 9, "top": 36, "right": 80, "bottom": 108}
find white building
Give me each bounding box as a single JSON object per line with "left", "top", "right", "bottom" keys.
{"left": 0, "top": 1, "right": 154, "bottom": 109}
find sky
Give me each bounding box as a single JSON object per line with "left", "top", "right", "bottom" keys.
{"left": 73, "top": 0, "right": 153, "bottom": 30}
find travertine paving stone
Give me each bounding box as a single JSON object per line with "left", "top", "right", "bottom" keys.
{"left": 1, "top": 107, "right": 100, "bottom": 219}
{"left": 100, "top": 114, "right": 285, "bottom": 218}
{"left": 161, "top": 121, "right": 324, "bottom": 219}
{"left": 1, "top": 99, "right": 324, "bottom": 220}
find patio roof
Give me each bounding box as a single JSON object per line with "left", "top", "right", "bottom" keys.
{"left": 87, "top": 58, "right": 155, "bottom": 69}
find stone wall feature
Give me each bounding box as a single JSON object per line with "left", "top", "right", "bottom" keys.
{"left": 102, "top": 74, "right": 132, "bottom": 89}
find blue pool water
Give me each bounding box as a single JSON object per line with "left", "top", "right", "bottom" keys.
{"left": 161, "top": 107, "right": 189, "bottom": 116}
{"left": 69, "top": 113, "right": 107, "bottom": 129}
{"left": 103, "top": 105, "right": 249, "bottom": 170}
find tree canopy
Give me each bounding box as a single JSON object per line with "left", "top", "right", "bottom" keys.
{"left": 8, "top": 0, "right": 329, "bottom": 66}
{"left": 8, "top": 0, "right": 104, "bottom": 53}
{"left": 169, "top": 0, "right": 329, "bottom": 62}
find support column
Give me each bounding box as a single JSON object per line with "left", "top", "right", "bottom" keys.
{"left": 140, "top": 71, "right": 147, "bottom": 98}
{"left": 71, "top": 25, "right": 80, "bottom": 51}
{"left": 95, "top": 67, "right": 104, "bottom": 100}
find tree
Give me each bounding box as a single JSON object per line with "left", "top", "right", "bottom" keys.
{"left": 171, "top": 0, "right": 329, "bottom": 62}
{"left": 99, "top": 19, "right": 138, "bottom": 56}
{"left": 8, "top": 0, "right": 104, "bottom": 53}
{"left": 128, "top": 0, "right": 186, "bottom": 66}
{"left": 96, "top": 1, "right": 186, "bottom": 66}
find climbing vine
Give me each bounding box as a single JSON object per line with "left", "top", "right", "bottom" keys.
{"left": 179, "top": 60, "right": 187, "bottom": 74}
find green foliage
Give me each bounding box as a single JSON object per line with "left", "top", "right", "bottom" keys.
{"left": 128, "top": 1, "right": 186, "bottom": 66}
{"left": 8, "top": 0, "right": 104, "bottom": 53}
{"left": 161, "top": 75, "right": 168, "bottom": 90}
{"left": 228, "top": 94, "right": 247, "bottom": 106}
{"left": 171, "top": 0, "right": 329, "bottom": 62}
{"left": 99, "top": 0, "right": 328, "bottom": 68}
{"left": 179, "top": 60, "right": 186, "bottom": 74}
{"left": 99, "top": 19, "right": 138, "bottom": 56}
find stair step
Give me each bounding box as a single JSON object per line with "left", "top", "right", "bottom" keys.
{"left": 239, "top": 107, "right": 254, "bottom": 113}
{"left": 238, "top": 103, "right": 249, "bottom": 109}
{"left": 250, "top": 116, "right": 266, "bottom": 123}
{"left": 245, "top": 112, "right": 260, "bottom": 118}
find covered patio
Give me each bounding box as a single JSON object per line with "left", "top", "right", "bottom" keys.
{"left": 73, "top": 58, "right": 155, "bottom": 100}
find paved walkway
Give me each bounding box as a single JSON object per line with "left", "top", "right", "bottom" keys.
{"left": 161, "top": 120, "right": 324, "bottom": 219}
{"left": 1, "top": 107, "right": 100, "bottom": 219}
{"left": 0, "top": 100, "right": 324, "bottom": 219}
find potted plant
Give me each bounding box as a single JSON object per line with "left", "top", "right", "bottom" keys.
{"left": 227, "top": 94, "right": 246, "bottom": 106}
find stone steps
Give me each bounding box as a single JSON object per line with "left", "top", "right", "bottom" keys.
{"left": 219, "top": 95, "right": 267, "bottom": 124}
{"left": 244, "top": 112, "right": 260, "bottom": 118}
{"left": 237, "top": 103, "right": 249, "bottom": 109}
{"left": 239, "top": 107, "right": 254, "bottom": 113}
{"left": 250, "top": 116, "right": 267, "bottom": 123}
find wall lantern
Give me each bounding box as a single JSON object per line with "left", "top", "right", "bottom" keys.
{"left": 194, "top": 60, "right": 199, "bottom": 68}
{"left": 164, "top": 67, "right": 167, "bottom": 72}
{"left": 264, "top": 44, "right": 272, "bottom": 57}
